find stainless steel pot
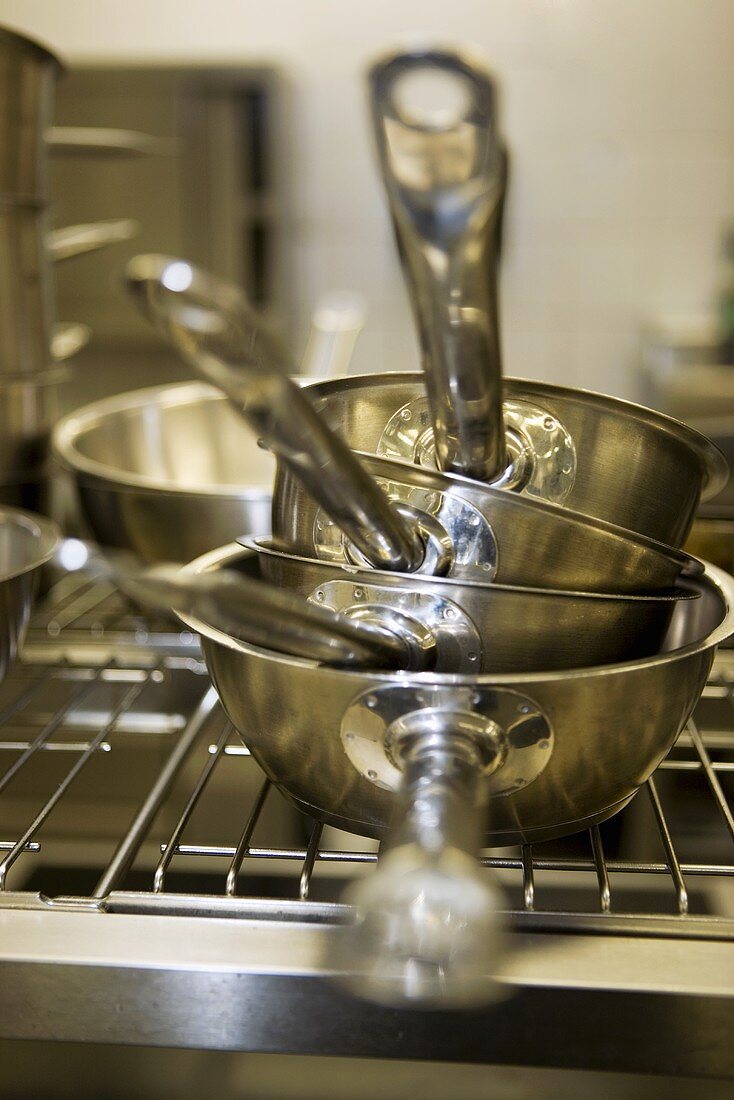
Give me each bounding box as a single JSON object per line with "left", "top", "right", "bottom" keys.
{"left": 0, "top": 201, "right": 54, "bottom": 375}
{"left": 300, "top": 371, "right": 728, "bottom": 547}
{"left": 0, "top": 367, "right": 64, "bottom": 474}
{"left": 0, "top": 27, "right": 62, "bottom": 202}
{"left": 0, "top": 506, "right": 59, "bottom": 682}
{"left": 273, "top": 449, "right": 701, "bottom": 594}
{"left": 243, "top": 536, "right": 693, "bottom": 672}
{"left": 182, "top": 543, "right": 734, "bottom": 1004}
{"left": 52, "top": 382, "right": 274, "bottom": 562}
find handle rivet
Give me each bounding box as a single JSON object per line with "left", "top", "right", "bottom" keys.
{"left": 400, "top": 409, "right": 412, "bottom": 421}
{"left": 365, "top": 695, "right": 378, "bottom": 709}
{"left": 468, "top": 652, "right": 478, "bottom": 662}
{"left": 443, "top": 606, "right": 456, "bottom": 620}
{"left": 314, "top": 590, "right": 324, "bottom": 602}
{"left": 539, "top": 739, "right": 550, "bottom": 749}
{"left": 367, "top": 769, "right": 378, "bottom": 780}
{"left": 353, "top": 587, "right": 364, "bottom": 599}
{"left": 543, "top": 416, "right": 555, "bottom": 430}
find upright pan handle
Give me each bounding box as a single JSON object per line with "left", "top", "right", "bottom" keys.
{"left": 125, "top": 255, "right": 426, "bottom": 575}
{"left": 368, "top": 48, "right": 507, "bottom": 481}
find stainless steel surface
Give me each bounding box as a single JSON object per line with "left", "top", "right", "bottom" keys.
{"left": 369, "top": 47, "right": 506, "bottom": 480}
{"left": 47, "top": 218, "right": 139, "bottom": 262}
{"left": 0, "top": 201, "right": 54, "bottom": 375}
{"left": 0, "top": 27, "right": 61, "bottom": 201}
{"left": 52, "top": 382, "right": 274, "bottom": 562}
{"left": 0, "top": 368, "right": 64, "bottom": 476}
{"left": 188, "top": 543, "right": 731, "bottom": 846}
{"left": 125, "top": 254, "right": 425, "bottom": 573}
{"left": 303, "top": 372, "right": 729, "bottom": 547}
{"left": 47, "top": 126, "right": 169, "bottom": 158}
{"left": 51, "top": 322, "right": 91, "bottom": 362}
{"left": 275, "top": 450, "right": 702, "bottom": 594}
{"left": 0, "top": 507, "right": 59, "bottom": 686}
{"left": 0, "top": 575, "right": 733, "bottom": 1069}
{"left": 246, "top": 538, "right": 693, "bottom": 671}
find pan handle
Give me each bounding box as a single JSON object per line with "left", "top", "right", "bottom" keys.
{"left": 125, "top": 255, "right": 429, "bottom": 576}
{"left": 47, "top": 219, "right": 140, "bottom": 262}
{"left": 335, "top": 699, "right": 507, "bottom": 1006}
{"left": 368, "top": 48, "right": 507, "bottom": 482}
{"left": 54, "top": 539, "right": 434, "bottom": 672}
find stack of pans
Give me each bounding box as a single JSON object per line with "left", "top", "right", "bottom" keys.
{"left": 58, "top": 48, "right": 734, "bottom": 1008}
{"left": 0, "top": 26, "right": 63, "bottom": 509}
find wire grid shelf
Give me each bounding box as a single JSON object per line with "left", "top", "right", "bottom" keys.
{"left": 1, "top": 574, "right": 732, "bottom": 936}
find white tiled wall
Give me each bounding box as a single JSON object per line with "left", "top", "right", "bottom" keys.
{"left": 6, "top": 0, "right": 734, "bottom": 398}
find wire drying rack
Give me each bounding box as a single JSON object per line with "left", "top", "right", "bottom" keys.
{"left": 0, "top": 571, "right": 732, "bottom": 1073}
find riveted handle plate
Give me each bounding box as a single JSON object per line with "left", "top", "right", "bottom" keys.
{"left": 378, "top": 396, "right": 577, "bottom": 504}
{"left": 340, "top": 683, "right": 553, "bottom": 794}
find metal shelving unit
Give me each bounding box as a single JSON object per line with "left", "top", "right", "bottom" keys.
{"left": 0, "top": 574, "right": 733, "bottom": 1075}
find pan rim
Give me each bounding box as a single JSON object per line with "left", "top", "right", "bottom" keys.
{"left": 180, "top": 542, "right": 734, "bottom": 682}
{"left": 303, "top": 370, "right": 730, "bottom": 501}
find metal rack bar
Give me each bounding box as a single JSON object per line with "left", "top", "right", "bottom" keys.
{"left": 299, "top": 821, "right": 324, "bottom": 900}
{"left": 153, "top": 719, "right": 232, "bottom": 892}
{"left": 0, "top": 670, "right": 102, "bottom": 796}
{"left": 646, "top": 775, "right": 688, "bottom": 915}
{"left": 659, "top": 759, "right": 734, "bottom": 772}
{"left": 47, "top": 580, "right": 117, "bottom": 634}
{"left": 0, "top": 666, "right": 54, "bottom": 726}
{"left": 154, "top": 843, "right": 734, "bottom": 877}
{"left": 225, "top": 778, "right": 271, "bottom": 896}
{"left": 589, "top": 826, "right": 611, "bottom": 913}
{"left": 688, "top": 715, "right": 734, "bottom": 844}
{"left": 0, "top": 668, "right": 157, "bottom": 889}
{"left": 521, "top": 844, "right": 534, "bottom": 910}
{"left": 93, "top": 686, "right": 219, "bottom": 898}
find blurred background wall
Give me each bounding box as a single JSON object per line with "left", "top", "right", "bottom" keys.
{"left": 3, "top": 0, "right": 734, "bottom": 399}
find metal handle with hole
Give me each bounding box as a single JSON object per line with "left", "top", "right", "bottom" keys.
{"left": 336, "top": 703, "right": 507, "bottom": 1007}
{"left": 368, "top": 47, "right": 507, "bottom": 481}
{"left": 125, "top": 254, "right": 427, "bottom": 574}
